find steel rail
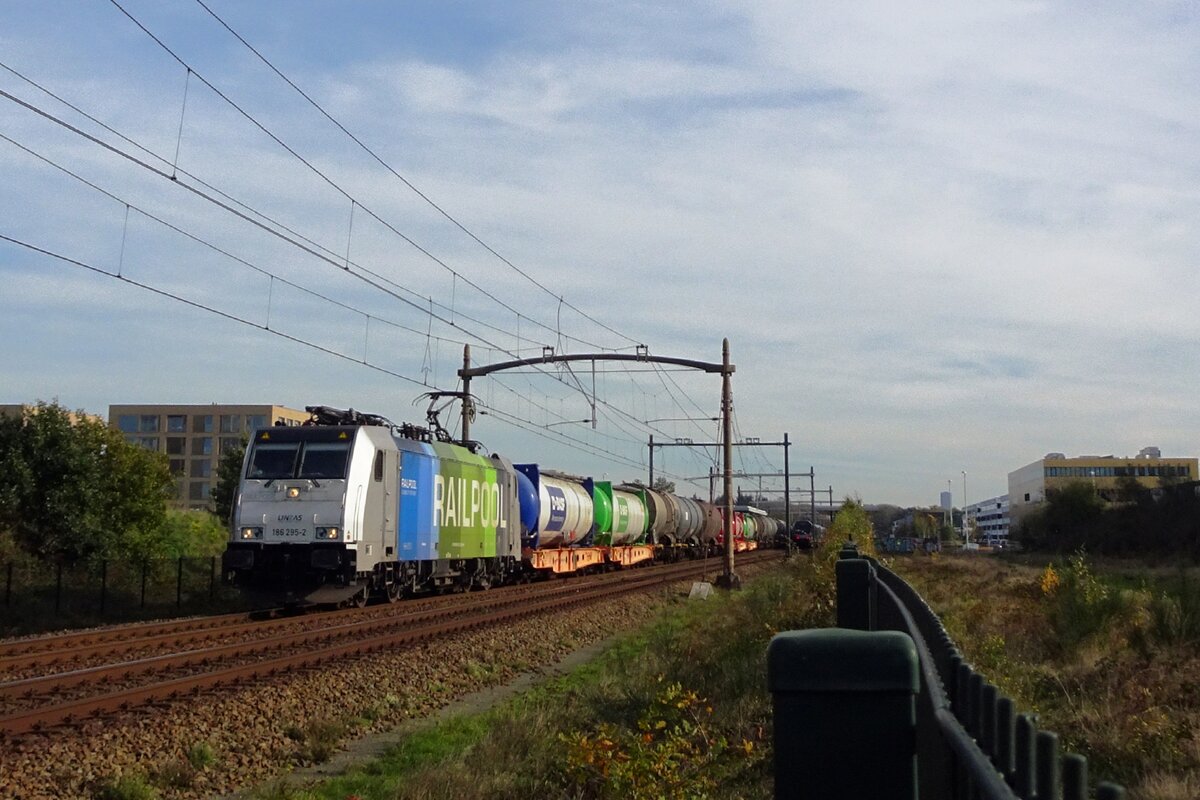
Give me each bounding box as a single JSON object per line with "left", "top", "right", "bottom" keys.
{"left": 0, "top": 564, "right": 660, "bottom": 674}
{"left": 0, "top": 557, "right": 734, "bottom": 703}
{"left": 0, "top": 551, "right": 780, "bottom": 736}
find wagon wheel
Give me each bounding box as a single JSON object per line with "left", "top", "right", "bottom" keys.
{"left": 385, "top": 581, "right": 402, "bottom": 603}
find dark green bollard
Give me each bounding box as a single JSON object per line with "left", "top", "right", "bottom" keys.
{"left": 768, "top": 629, "right": 919, "bottom": 800}
{"left": 835, "top": 558, "right": 876, "bottom": 631}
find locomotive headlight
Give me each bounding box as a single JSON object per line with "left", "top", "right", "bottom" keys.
{"left": 316, "top": 526, "right": 340, "bottom": 540}
{"left": 240, "top": 527, "right": 263, "bottom": 540}
{"left": 286, "top": 487, "right": 301, "bottom": 499}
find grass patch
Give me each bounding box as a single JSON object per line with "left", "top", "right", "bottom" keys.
{"left": 894, "top": 553, "right": 1200, "bottom": 796}
{"left": 265, "top": 552, "right": 838, "bottom": 800}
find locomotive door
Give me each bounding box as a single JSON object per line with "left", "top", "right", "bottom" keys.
{"left": 383, "top": 450, "right": 398, "bottom": 555}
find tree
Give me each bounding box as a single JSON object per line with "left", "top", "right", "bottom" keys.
{"left": 0, "top": 402, "right": 173, "bottom": 563}
{"left": 211, "top": 435, "right": 247, "bottom": 526}
{"left": 651, "top": 477, "right": 676, "bottom": 494}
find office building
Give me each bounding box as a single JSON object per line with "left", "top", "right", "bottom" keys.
{"left": 965, "top": 495, "right": 1009, "bottom": 547}
{"left": 1008, "top": 449, "right": 1198, "bottom": 522}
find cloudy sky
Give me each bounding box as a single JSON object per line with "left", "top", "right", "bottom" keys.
{"left": 3, "top": 0, "right": 1198, "bottom": 506}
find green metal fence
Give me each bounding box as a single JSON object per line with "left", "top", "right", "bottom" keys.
{"left": 769, "top": 544, "right": 1127, "bottom": 799}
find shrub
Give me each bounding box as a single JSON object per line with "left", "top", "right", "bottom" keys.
{"left": 1048, "top": 552, "right": 1131, "bottom": 652}
{"left": 560, "top": 681, "right": 727, "bottom": 800}
{"left": 92, "top": 774, "right": 158, "bottom": 800}
{"left": 186, "top": 741, "right": 216, "bottom": 770}
{"left": 293, "top": 717, "right": 349, "bottom": 763}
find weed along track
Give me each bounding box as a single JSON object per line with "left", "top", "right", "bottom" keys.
{"left": 0, "top": 551, "right": 780, "bottom": 739}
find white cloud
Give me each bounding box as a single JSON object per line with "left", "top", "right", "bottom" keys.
{"left": 3, "top": 0, "right": 1200, "bottom": 503}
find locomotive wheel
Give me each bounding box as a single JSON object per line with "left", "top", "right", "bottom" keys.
{"left": 351, "top": 588, "right": 369, "bottom": 608}
{"left": 385, "top": 582, "right": 401, "bottom": 603}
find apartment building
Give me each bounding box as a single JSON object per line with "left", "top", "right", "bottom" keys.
{"left": 108, "top": 404, "right": 310, "bottom": 509}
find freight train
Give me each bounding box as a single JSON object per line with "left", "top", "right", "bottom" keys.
{"left": 223, "top": 406, "right": 777, "bottom": 604}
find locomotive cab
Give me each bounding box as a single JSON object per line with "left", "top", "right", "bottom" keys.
{"left": 224, "top": 424, "right": 387, "bottom": 601}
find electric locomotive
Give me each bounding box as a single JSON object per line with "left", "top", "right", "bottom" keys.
{"left": 223, "top": 406, "right": 522, "bottom": 604}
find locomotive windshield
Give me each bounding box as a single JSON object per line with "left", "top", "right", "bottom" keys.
{"left": 246, "top": 441, "right": 352, "bottom": 480}
{"left": 247, "top": 443, "right": 299, "bottom": 479}
{"left": 297, "top": 443, "right": 351, "bottom": 479}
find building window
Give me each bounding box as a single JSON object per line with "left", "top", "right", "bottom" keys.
{"left": 189, "top": 482, "right": 211, "bottom": 502}
{"left": 220, "top": 415, "right": 241, "bottom": 434}
{"left": 139, "top": 415, "right": 159, "bottom": 433}
{"left": 166, "top": 415, "right": 186, "bottom": 433}
{"left": 169, "top": 459, "right": 186, "bottom": 476}
{"left": 166, "top": 437, "right": 186, "bottom": 455}
{"left": 1024, "top": 493, "right": 1030, "bottom": 502}
{"left": 192, "top": 437, "right": 212, "bottom": 456}
{"left": 246, "top": 414, "right": 267, "bottom": 431}
{"left": 117, "top": 415, "right": 138, "bottom": 433}
{"left": 190, "top": 459, "right": 212, "bottom": 478}
{"left": 193, "top": 415, "right": 213, "bottom": 433}
{"left": 220, "top": 437, "right": 243, "bottom": 455}
{"left": 137, "top": 437, "right": 159, "bottom": 451}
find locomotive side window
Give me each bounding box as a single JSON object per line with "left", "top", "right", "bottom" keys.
{"left": 297, "top": 442, "right": 352, "bottom": 479}
{"left": 373, "top": 450, "right": 384, "bottom": 482}
{"left": 247, "top": 443, "right": 300, "bottom": 479}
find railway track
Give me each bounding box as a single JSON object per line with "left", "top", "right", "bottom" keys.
{"left": 0, "top": 550, "right": 781, "bottom": 738}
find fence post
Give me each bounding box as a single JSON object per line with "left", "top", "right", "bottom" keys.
{"left": 55, "top": 561, "right": 63, "bottom": 614}
{"left": 1063, "top": 753, "right": 1088, "bottom": 800}
{"left": 176, "top": 557, "right": 184, "bottom": 608}
{"left": 1036, "top": 731, "right": 1061, "bottom": 800}
{"left": 768, "top": 628, "right": 919, "bottom": 800}
{"left": 1014, "top": 713, "right": 1037, "bottom": 797}
{"left": 835, "top": 558, "right": 876, "bottom": 631}
{"left": 140, "top": 560, "right": 148, "bottom": 609}
{"left": 209, "top": 556, "right": 216, "bottom": 602}
{"left": 99, "top": 560, "right": 108, "bottom": 616}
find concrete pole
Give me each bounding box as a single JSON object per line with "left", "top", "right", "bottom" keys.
{"left": 962, "top": 470, "right": 968, "bottom": 544}
{"left": 649, "top": 434, "right": 654, "bottom": 488}
{"left": 810, "top": 467, "right": 815, "bottom": 526}
{"left": 784, "top": 433, "right": 791, "bottom": 530}
{"left": 718, "top": 338, "right": 740, "bottom": 589}
{"left": 461, "top": 344, "right": 471, "bottom": 446}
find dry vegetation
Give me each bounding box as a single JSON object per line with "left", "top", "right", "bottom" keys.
{"left": 893, "top": 553, "right": 1200, "bottom": 800}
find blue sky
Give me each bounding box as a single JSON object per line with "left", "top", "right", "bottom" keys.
{"left": 3, "top": 0, "right": 1200, "bottom": 506}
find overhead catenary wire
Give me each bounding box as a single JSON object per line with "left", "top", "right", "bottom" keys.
{"left": 0, "top": 130, "right": 478, "bottom": 351}
{"left": 0, "top": 231, "right": 433, "bottom": 389}
{"left": 191, "top": 0, "right": 643, "bottom": 351}
{"left": 0, "top": 58, "right": 725, "bottom": 458}
{"left": 0, "top": 24, "right": 739, "bottom": 481}
{"left": 1, "top": 228, "right": 695, "bottom": 479}
{"left": 0, "top": 83, "right": 590, "bottom": 367}
{"left": 1, "top": 123, "right": 705, "bottom": 474}
{"left": 0, "top": 60, "right": 560, "bottom": 355}
{"left": 106, "top": 0, "right": 632, "bottom": 356}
